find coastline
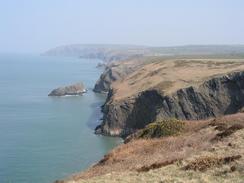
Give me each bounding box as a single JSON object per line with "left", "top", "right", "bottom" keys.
{"left": 40, "top": 46, "right": 244, "bottom": 182}
{"left": 57, "top": 55, "right": 244, "bottom": 183}
{"left": 58, "top": 113, "right": 244, "bottom": 183}
{"left": 0, "top": 55, "right": 122, "bottom": 183}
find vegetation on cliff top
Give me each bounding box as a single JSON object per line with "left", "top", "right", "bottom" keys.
{"left": 136, "top": 118, "right": 185, "bottom": 139}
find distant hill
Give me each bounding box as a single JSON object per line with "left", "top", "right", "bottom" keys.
{"left": 44, "top": 44, "right": 150, "bottom": 62}
{"left": 44, "top": 44, "right": 244, "bottom": 62}
{"left": 151, "top": 45, "right": 244, "bottom": 57}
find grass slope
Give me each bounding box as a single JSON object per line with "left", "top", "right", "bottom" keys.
{"left": 58, "top": 113, "right": 244, "bottom": 183}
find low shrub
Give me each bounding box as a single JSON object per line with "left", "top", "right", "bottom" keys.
{"left": 137, "top": 118, "right": 185, "bottom": 139}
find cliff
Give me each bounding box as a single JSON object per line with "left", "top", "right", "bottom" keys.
{"left": 93, "top": 63, "right": 133, "bottom": 93}
{"left": 95, "top": 58, "right": 244, "bottom": 137}
{"left": 54, "top": 55, "right": 244, "bottom": 183}
{"left": 93, "top": 58, "right": 147, "bottom": 93}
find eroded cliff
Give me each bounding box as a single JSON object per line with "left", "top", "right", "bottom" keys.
{"left": 95, "top": 59, "right": 244, "bottom": 137}
{"left": 93, "top": 58, "right": 149, "bottom": 93}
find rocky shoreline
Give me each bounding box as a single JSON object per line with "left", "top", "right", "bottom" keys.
{"left": 52, "top": 55, "right": 244, "bottom": 183}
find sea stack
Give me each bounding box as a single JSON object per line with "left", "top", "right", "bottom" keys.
{"left": 48, "top": 82, "right": 86, "bottom": 96}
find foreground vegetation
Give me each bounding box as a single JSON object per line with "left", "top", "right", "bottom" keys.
{"left": 57, "top": 113, "right": 244, "bottom": 183}
{"left": 125, "top": 118, "right": 185, "bottom": 142}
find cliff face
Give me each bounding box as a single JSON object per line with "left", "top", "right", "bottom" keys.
{"left": 96, "top": 70, "right": 244, "bottom": 137}
{"left": 93, "top": 58, "right": 147, "bottom": 93}
{"left": 93, "top": 65, "right": 133, "bottom": 93}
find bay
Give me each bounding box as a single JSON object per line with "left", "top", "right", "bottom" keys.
{"left": 0, "top": 54, "right": 121, "bottom": 183}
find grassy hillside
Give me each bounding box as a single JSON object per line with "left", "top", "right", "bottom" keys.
{"left": 60, "top": 113, "right": 244, "bottom": 183}
{"left": 111, "top": 58, "right": 244, "bottom": 100}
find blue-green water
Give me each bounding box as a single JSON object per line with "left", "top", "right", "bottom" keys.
{"left": 0, "top": 54, "right": 121, "bottom": 183}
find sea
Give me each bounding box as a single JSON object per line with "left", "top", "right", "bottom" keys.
{"left": 0, "top": 54, "right": 121, "bottom": 183}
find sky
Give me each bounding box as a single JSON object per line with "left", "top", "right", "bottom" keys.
{"left": 0, "top": 0, "right": 244, "bottom": 53}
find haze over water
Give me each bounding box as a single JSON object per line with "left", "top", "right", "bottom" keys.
{"left": 0, "top": 54, "right": 121, "bottom": 183}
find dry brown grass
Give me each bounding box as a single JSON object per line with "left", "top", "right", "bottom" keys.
{"left": 136, "top": 159, "right": 181, "bottom": 172}
{"left": 110, "top": 58, "right": 244, "bottom": 100}
{"left": 57, "top": 113, "right": 241, "bottom": 183}
{"left": 58, "top": 113, "right": 244, "bottom": 183}
{"left": 212, "top": 124, "right": 244, "bottom": 141}
{"left": 62, "top": 113, "right": 244, "bottom": 183}
{"left": 68, "top": 128, "right": 215, "bottom": 181}
{"left": 183, "top": 155, "right": 242, "bottom": 171}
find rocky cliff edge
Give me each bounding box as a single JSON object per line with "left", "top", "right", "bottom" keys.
{"left": 95, "top": 58, "right": 244, "bottom": 137}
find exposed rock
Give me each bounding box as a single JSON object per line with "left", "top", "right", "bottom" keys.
{"left": 96, "top": 71, "right": 244, "bottom": 137}
{"left": 93, "top": 66, "right": 131, "bottom": 93}
{"left": 93, "top": 60, "right": 145, "bottom": 93}
{"left": 48, "top": 82, "right": 86, "bottom": 96}
{"left": 96, "top": 63, "right": 106, "bottom": 68}
{"left": 93, "top": 67, "right": 121, "bottom": 93}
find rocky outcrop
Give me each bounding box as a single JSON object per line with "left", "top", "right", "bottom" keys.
{"left": 48, "top": 82, "right": 86, "bottom": 96}
{"left": 93, "top": 63, "right": 137, "bottom": 93}
{"left": 96, "top": 71, "right": 244, "bottom": 137}
{"left": 93, "top": 68, "right": 124, "bottom": 93}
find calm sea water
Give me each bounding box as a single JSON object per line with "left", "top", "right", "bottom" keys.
{"left": 0, "top": 54, "right": 121, "bottom": 183}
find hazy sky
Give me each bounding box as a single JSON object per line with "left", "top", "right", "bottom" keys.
{"left": 1, "top": 0, "right": 244, "bottom": 53}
